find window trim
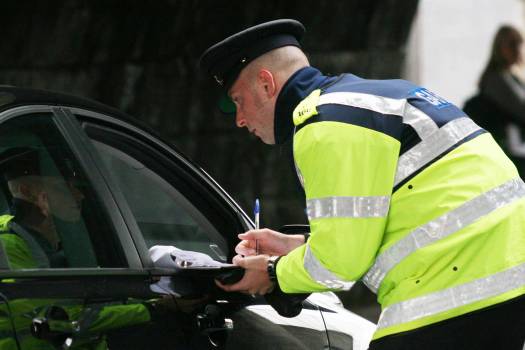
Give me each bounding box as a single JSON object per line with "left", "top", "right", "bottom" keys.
{"left": 0, "top": 269, "right": 155, "bottom": 300}
{"left": 54, "top": 107, "right": 145, "bottom": 268}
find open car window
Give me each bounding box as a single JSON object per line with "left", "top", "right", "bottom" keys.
{"left": 0, "top": 113, "right": 127, "bottom": 269}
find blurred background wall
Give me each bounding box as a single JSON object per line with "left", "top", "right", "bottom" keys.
{"left": 0, "top": 0, "right": 418, "bottom": 232}
{"left": 0, "top": 0, "right": 420, "bottom": 321}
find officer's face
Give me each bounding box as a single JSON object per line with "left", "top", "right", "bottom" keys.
{"left": 229, "top": 70, "right": 276, "bottom": 144}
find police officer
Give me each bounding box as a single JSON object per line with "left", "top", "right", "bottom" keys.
{"left": 200, "top": 19, "right": 525, "bottom": 349}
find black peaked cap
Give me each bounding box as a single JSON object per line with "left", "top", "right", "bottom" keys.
{"left": 0, "top": 147, "right": 40, "bottom": 181}
{"left": 199, "top": 19, "right": 306, "bottom": 90}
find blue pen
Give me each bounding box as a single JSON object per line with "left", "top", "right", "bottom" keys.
{"left": 254, "top": 198, "right": 260, "bottom": 255}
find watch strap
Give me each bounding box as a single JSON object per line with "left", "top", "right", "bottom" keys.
{"left": 267, "top": 255, "right": 281, "bottom": 281}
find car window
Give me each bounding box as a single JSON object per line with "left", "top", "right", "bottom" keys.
{"left": 0, "top": 114, "right": 127, "bottom": 269}
{"left": 87, "top": 132, "right": 230, "bottom": 262}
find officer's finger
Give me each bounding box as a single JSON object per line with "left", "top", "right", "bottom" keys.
{"left": 232, "top": 255, "right": 247, "bottom": 266}
{"left": 236, "top": 255, "right": 269, "bottom": 271}
{"left": 236, "top": 246, "right": 256, "bottom": 256}
{"left": 215, "top": 270, "right": 251, "bottom": 292}
{"left": 238, "top": 229, "right": 268, "bottom": 240}
{"left": 236, "top": 239, "right": 252, "bottom": 248}
{"left": 215, "top": 279, "right": 242, "bottom": 292}
{"left": 235, "top": 240, "right": 256, "bottom": 255}
{"left": 238, "top": 231, "right": 256, "bottom": 240}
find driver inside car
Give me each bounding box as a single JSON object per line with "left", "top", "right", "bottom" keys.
{"left": 0, "top": 147, "right": 83, "bottom": 268}
{"left": 0, "top": 147, "right": 153, "bottom": 350}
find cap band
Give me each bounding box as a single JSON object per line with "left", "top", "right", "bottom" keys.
{"left": 218, "top": 34, "right": 301, "bottom": 90}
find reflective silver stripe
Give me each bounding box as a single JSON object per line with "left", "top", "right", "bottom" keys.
{"left": 402, "top": 104, "right": 438, "bottom": 139}
{"left": 377, "top": 262, "right": 525, "bottom": 330}
{"left": 292, "top": 126, "right": 305, "bottom": 189}
{"left": 394, "top": 117, "right": 482, "bottom": 186}
{"left": 317, "top": 91, "right": 438, "bottom": 139}
{"left": 316, "top": 92, "right": 483, "bottom": 187}
{"left": 363, "top": 177, "right": 525, "bottom": 293}
{"left": 9, "top": 222, "right": 50, "bottom": 268}
{"left": 307, "top": 196, "right": 390, "bottom": 221}
{"left": 304, "top": 244, "right": 354, "bottom": 290}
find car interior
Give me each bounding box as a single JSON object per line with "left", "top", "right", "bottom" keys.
{"left": 0, "top": 114, "right": 126, "bottom": 270}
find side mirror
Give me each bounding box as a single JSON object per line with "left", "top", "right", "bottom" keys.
{"left": 278, "top": 224, "right": 310, "bottom": 235}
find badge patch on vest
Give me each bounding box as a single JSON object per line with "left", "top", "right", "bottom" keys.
{"left": 411, "top": 87, "right": 451, "bottom": 109}
{"left": 293, "top": 89, "right": 321, "bottom": 126}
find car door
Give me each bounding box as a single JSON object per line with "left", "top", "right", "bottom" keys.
{"left": 70, "top": 107, "right": 332, "bottom": 350}
{"left": 0, "top": 106, "right": 155, "bottom": 349}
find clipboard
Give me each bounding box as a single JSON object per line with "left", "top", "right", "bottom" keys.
{"left": 149, "top": 245, "right": 246, "bottom": 296}
{"left": 172, "top": 256, "right": 245, "bottom": 285}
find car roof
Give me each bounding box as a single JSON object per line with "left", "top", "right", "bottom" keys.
{"left": 0, "top": 85, "right": 160, "bottom": 137}
{"left": 0, "top": 85, "right": 211, "bottom": 175}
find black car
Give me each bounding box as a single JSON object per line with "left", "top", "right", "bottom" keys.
{"left": 0, "top": 86, "right": 375, "bottom": 350}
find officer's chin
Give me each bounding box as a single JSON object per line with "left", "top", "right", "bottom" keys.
{"left": 260, "top": 134, "right": 276, "bottom": 145}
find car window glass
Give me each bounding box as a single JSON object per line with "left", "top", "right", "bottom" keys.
{"left": 91, "top": 139, "right": 229, "bottom": 261}
{"left": 0, "top": 114, "right": 126, "bottom": 269}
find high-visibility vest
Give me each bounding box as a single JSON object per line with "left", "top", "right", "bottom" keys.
{"left": 0, "top": 215, "right": 151, "bottom": 349}
{"left": 276, "top": 74, "right": 525, "bottom": 339}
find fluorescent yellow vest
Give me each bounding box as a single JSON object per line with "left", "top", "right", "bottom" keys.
{"left": 276, "top": 88, "right": 525, "bottom": 339}
{"left": 0, "top": 214, "right": 151, "bottom": 348}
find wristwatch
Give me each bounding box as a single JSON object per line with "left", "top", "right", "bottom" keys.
{"left": 267, "top": 256, "right": 281, "bottom": 281}
{"left": 302, "top": 232, "right": 310, "bottom": 242}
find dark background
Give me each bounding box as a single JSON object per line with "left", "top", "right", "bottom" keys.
{"left": 0, "top": 0, "right": 419, "bottom": 321}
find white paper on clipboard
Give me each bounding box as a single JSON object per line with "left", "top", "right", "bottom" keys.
{"left": 149, "top": 245, "right": 236, "bottom": 270}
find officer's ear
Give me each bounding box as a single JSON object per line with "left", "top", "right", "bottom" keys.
{"left": 258, "top": 69, "right": 277, "bottom": 98}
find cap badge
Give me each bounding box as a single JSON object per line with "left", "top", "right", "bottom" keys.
{"left": 214, "top": 75, "right": 224, "bottom": 86}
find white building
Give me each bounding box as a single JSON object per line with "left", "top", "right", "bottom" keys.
{"left": 404, "top": 0, "right": 525, "bottom": 107}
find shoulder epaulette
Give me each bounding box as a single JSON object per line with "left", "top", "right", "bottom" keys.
{"left": 293, "top": 89, "right": 321, "bottom": 126}
{"left": 0, "top": 215, "right": 14, "bottom": 233}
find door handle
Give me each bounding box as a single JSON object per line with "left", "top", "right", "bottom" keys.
{"left": 196, "top": 304, "right": 234, "bottom": 333}
{"left": 30, "top": 305, "right": 77, "bottom": 347}
{"left": 196, "top": 304, "right": 233, "bottom": 347}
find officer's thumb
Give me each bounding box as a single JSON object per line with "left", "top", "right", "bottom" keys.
{"left": 232, "top": 254, "right": 246, "bottom": 267}
{"left": 238, "top": 231, "right": 257, "bottom": 240}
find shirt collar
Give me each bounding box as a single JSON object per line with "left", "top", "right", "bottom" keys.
{"left": 274, "top": 66, "right": 336, "bottom": 144}
{"left": 11, "top": 198, "right": 46, "bottom": 227}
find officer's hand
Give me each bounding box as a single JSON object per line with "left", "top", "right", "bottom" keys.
{"left": 215, "top": 255, "right": 275, "bottom": 295}
{"left": 235, "top": 229, "right": 305, "bottom": 256}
